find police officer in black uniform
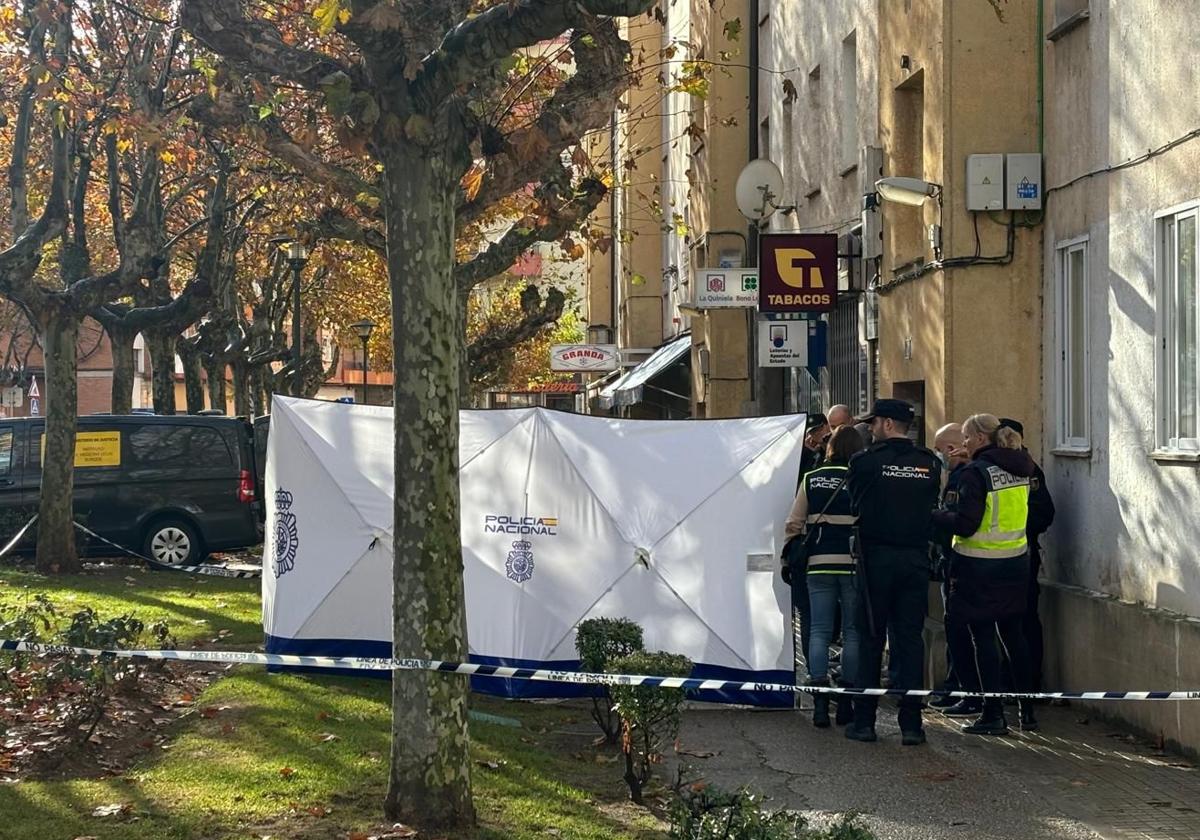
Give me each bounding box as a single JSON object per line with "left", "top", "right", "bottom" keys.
{"left": 844, "top": 399, "right": 942, "bottom": 746}
{"left": 998, "top": 418, "right": 1056, "bottom": 692}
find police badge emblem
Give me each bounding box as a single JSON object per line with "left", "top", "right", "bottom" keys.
{"left": 505, "top": 539, "right": 534, "bottom": 583}
{"left": 273, "top": 488, "right": 299, "bottom": 578}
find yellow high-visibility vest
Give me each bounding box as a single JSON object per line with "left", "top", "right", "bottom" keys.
{"left": 952, "top": 463, "right": 1030, "bottom": 559}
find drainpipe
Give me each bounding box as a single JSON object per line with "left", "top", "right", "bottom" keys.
{"left": 610, "top": 111, "right": 620, "bottom": 344}
{"left": 1037, "top": 0, "right": 1044, "bottom": 156}
{"left": 747, "top": 0, "right": 760, "bottom": 415}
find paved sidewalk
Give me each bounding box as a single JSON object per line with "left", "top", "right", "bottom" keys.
{"left": 677, "top": 703, "right": 1200, "bottom": 840}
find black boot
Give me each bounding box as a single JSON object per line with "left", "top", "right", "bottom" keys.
{"left": 962, "top": 702, "right": 1009, "bottom": 736}
{"left": 1018, "top": 701, "right": 1039, "bottom": 732}
{"left": 834, "top": 683, "right": 854, "bottom": 726}
{"left": 809, "top": 679, "right": 831, "bottom": 728}
{"left": 941, "top": 698, "right": 984, "bottom": 717}
{"left": 812, "top": 695, "right": 831, "bottom": 728}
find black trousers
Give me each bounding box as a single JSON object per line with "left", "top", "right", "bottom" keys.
{"left": 948, "top": 615, "right": 1033, "bottom": 715}
{"left": 1024, "top": 543, "right": 1045, "bottom": 691}
{"left": 853, "top": 545, "right": 928, "bottom": 731}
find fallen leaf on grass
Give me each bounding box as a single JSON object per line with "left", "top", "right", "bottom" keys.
{"left": 91, "top": 803, "right": 131, "bottom": 818}
{"left": 279, "top": 766, "right": 296, "bottom": 778}
{"left": 308, "top": 805, "right": 332, "bottom": 817}
{"left": 377, "top": 826, "right": 418, "bottom": 839}
{"left": 221, "top": 723, "right": 235, "bottom": 735}
{"left": 312, "top": 732, "right": 339, "bottom": 743}
{"left": 475, "top": 759, "right": 504, "bottom": 770}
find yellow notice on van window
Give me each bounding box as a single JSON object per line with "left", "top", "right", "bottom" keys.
{"left": 40, "top": 431, "right": 122, "bottom": 468}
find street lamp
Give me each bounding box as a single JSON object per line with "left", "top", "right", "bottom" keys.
{"left": 350, "top": 318, "right": 376, "bottom": 405}
{"left": 875, "top": 176, "right": 942, "bottom": 206}
{"left": 282, "top": 240, "right": 311, "bottom": 396}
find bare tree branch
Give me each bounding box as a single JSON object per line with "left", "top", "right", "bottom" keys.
{"left": 180, "top": 0, "right": 359, "bottom": 90}
{"left": 467, "top": 284, "right": 566, "bottom": 379}
{"left": 456, "top": 18, "right": 632, "bottom": 224}
{"left": 415, "top": 0, "right": 654, "bottom": 112}
{"left": 456, "top": 175, "right": 604, "bottom": 292}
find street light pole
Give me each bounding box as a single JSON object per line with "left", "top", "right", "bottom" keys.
{"left": 350, "top": 318, "right": 377, "bottom": 405}
{"left": 286, "top": 242, "right": 311, "bottom": 396}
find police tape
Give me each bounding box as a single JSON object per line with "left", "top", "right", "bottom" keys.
{"left": 71, "top": 522, "right": 262, "bottom": 579}
{"left": 1, "top": 639, "right": 1198, "bottom": 701}
{"left": 0, "top": 515, "right": 37, "bottom": 561}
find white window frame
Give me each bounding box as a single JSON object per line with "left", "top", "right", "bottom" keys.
{"left": 1155, "top": 200, "right": 1200, "bottom": 454}
{"left": 1055, "top": 234, "right": 1090, "bottom": 452}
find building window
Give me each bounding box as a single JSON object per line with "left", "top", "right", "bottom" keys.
{"left": 1055, "top": 235, "right": 1089, "bottom": 450}
{"left": 1157, "top": 203, "right": 1200, "bottom": 451}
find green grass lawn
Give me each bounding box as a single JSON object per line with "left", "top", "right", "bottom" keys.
{"left": 0, "top": 562, "right": 262, "bottom": 646}
{"left": 0, "top": 565, "right": 668, "bottom": 840}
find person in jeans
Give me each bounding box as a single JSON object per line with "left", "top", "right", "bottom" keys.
{"left": 785, "top": 426, "right": 861, "bottom": 728}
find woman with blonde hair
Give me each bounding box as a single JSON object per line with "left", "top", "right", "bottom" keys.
{"left": 932, "top": 413, "right": 1038, "bottom": 735}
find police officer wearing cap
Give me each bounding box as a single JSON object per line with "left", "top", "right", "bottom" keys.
{"left": 844, "top": 399, "right": 942, "bottom": 746}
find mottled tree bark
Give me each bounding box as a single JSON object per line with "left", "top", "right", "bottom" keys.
{"left": 36, "top": 311, "right": 80, "bottom": 573}
{"left": 381, "top": 147, "right": 474, "bottom": 830}
{"left": 147, "top": 331, "right": 177, "bottom": 415}
{"left": 204, "top": 357, "right": 226, "bottom": 412}
{"left": 231, "top": 359, "right": 251, "bottom": 417}
{"left": 179, "top": 345, "right": 206, "bottom": 414}
{"left": 108, "top": 324, "right": 137, "bottom": 415}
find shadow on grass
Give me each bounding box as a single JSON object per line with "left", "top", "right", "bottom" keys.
{"left": 0, "top": 670, "right": 666, "bottom": 840}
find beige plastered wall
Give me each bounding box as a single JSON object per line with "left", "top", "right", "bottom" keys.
{"left": 878, "top": 0, "right": 1043, "bottom": 451}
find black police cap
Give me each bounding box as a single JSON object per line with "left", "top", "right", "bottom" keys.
{"left": 999, "top": 417, "right": 1025, "bottom": 437}
{"left": 857, "top": 399, "right": 915, "bottom": 424}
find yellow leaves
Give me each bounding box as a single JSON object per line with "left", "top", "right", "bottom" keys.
{"left": 355, "top": 192, "right": 381, "bottom": 210}
{"left": 116, "top": 138, "right": 132, "bottom": 154}
{"left": 312, "top": 0, "right": 346, "bottom": 36}
{"left": 461, "top": 165, "right": 485, "bottom": 202}
{"left": 159, "top": 150, "right": 176, "bottom": 164}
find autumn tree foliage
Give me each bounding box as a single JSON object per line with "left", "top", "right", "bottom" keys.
{"left": 178, "top": 0, "right": 656, "bottom": 827}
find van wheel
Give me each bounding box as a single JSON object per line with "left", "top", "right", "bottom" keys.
{"left": 144, "top": 519, "right": 202, "bottom": 566}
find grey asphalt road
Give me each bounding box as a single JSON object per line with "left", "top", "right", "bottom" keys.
{"left": 676, "top": 703, "right": 1200, "bottom": 840}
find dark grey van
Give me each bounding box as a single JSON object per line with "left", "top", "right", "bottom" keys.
{"left": 0, "top": 415, "right": 263, "bottom": 565}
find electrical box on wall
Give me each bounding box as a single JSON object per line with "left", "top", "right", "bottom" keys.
{"left": 966, "top": 154, "right": 1004, "bottom": 211}
{"left": 1006, "top": 153, "right": 1043, "bottom": 210}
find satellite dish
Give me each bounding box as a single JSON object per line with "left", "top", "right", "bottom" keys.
{"left": 735, "top": 159, "right": 786, "bottom": 222}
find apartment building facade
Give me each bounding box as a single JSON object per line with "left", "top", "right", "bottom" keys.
{"left": 1039, "top": 0, "right": 1200, "bottom": 754}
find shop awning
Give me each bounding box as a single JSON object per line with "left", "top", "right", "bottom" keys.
{"left": 598, "top": 333, "right": 692, "bottom": 409}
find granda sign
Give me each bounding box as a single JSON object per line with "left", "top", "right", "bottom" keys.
{"left": 758, "top": 233, "right": 838, "bottom": 313}
{"left": 550, "top": 344, "right": 619, "bottom": 372}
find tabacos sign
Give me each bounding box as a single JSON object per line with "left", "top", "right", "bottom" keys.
{"left": 758, "top": 233, "right": 838, "bottom": 313}
{"left": 550, "top": 344, "right": 619, "bottom": 372}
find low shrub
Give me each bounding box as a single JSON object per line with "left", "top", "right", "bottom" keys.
{"left": 0, "top": 595, "right": 174, "bottom": 746}
{"left": 670, "top": 784, "right": 875, "bottom": 840}
{"left": 575, "top": 617, "right": 644, "bottom": 743}
{"left": 608, "top": 649, "right": 692, "bottom": 804}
